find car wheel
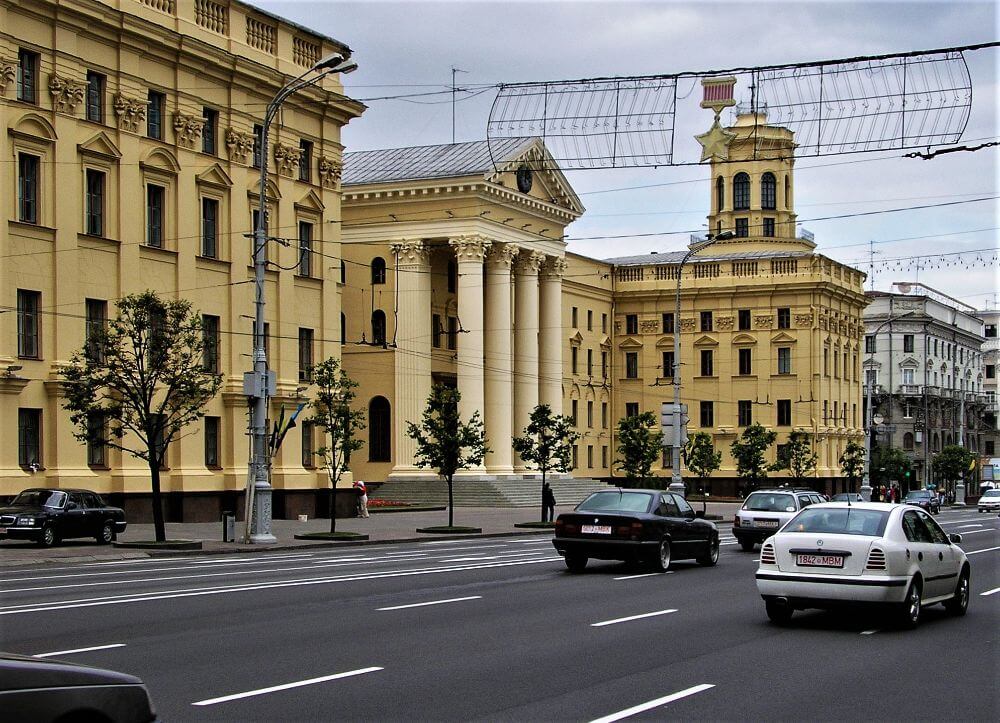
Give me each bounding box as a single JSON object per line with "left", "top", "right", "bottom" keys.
{"left": 565, "top": 556, "right": 588, "bottom": 573}
{"left": 38, "top": 524, "right": 57, "bottom": 548}
{"left": 651, "top": 540, "right": 671, "bottom": 572}
{"left": 96, "top": 521, "right": 115, "bottom": 545}
{"left": 943, "top": 568, "right": 970, "bottom": 616}
{"left": 697, "top": 537, "right": 720, "bottom": 566}
{"left": 739, "top": 539, "right": 756, "bottom": 552}
{"left": 896, "top": 579, "right": 922, "bottom": 629}
{"left": 765, "top": 599, "right": 793, "bottom": 625}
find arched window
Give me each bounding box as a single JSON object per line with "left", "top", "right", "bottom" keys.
{"left": 733, "top": 172, "right": 750, "bottom": 210}
{"left": 715, "top": 176, "right": 725, "bottom": 212}
{"left": 340, "top": 313, "right": 346, "bottom": 345}
{"left": 761, "top": 172, "right": 776, "bottom": 210}
{"left": 340, "top": 260, "right": 346, "bottom": 284}
{"left": 447, "top": 259, "right": 457, "bottom": 293}
{"left": 902, "top": 432, "right": 914, "bottom": 450}
{"left": 371, "top": 310, "right": 386, "bottom": 346}
{"left": 369, "top": 396, "right": 391, "bottom": 462}
{"left": 371, "top": 257, "right": 386, "bottom": 285}
{"left": 932, "top": 433, "right": 940, "bottom": 451}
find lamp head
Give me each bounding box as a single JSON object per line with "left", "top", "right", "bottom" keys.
{"left": 713, "top": 230, "right": 737, "bottom": 241}
{"left": 313, "top": 53, "right": 359, "bottom": 75}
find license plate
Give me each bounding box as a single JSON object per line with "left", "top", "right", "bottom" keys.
{"left": 797, "top": 554, "right": 844, "bottom": 568}
{"left": 0, "top": 527, "right": 6, "bottom": 535}
{"left": 756, "top": 520, "right": 779, "bottom": 528}
{"left": 581, "top": 525, "right": 611, "bottom": 535}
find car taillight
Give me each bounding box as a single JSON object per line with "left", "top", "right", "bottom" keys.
{"left": 866, "top": 548, "right": 886, "bottom": 570}
{"left": 760, "top": 542, "right": 776, "bottom": 565}
{"left": 554, "top": 519, "right": 564, "bottom": 535}
{"left": 733, "top": 516, "right": 741, "bottom": 527}
{"left": 630, "top": 521, "right": 643, "bottom": 541}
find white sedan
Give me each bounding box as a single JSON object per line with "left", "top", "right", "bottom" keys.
{"left": 977, "top": 488, "right": 1000, "bottom": 513}
{"left": 755, "top": 502, "right": 969, "bottom": 628}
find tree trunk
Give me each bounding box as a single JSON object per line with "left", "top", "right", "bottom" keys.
{"left": 539, "top": 468, "right": 546, "bottom": 523}
{"left": 329, "top": 484, "right": 338, "bottom": 533}
{"left": 149, "top": 454, "right": 166, "bottom": 542}
{"left": 447, "top": 475, "right": 454, "bottom": 528}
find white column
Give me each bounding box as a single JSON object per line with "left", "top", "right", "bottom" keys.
{"left": 450, "top": 235, "right": 490, "bottom": 438}
{"left": 484, "top": 243, "right": 518, "bottom": 474}
{"left": 539, "top": 256, "right": 566, "bottom": 413}
{"left": 389, "top": 240, "right": 432, "bottom": 476}
{"left": 513, "top": 250, "right": 543, "bottom": 470}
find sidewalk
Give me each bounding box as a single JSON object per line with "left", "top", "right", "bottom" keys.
{"left": 0, "top": 502, "right": 741, "bottom": 567}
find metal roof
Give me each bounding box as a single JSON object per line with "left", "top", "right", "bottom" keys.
{"left": 343, "top": 138, "right": 536, "bottom": 186}
{"left": 604, "top": 249, "right": 814, "bottom": 266}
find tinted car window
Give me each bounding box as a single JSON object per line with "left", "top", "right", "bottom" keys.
{"left": 905, "top": 490, "right": 931, "bottom": 502}
{"left": 660, "top": 495, "right": 680, "bottom": 517}
{"left": 981, "top": 489, "right": 1000, "bottom": 498}
{"left": 902, "top": 511, "right": 933, "bottom": 543}
{"left": 798, "top": 495, "right": 812, "bottom": 508}
{"left": 785, "top": 508, "right": 889, "bottom": 536}
{"left": 577, "top": 491, "right": 653, "bottom": 513}
{"left": 743, "top": 493, "right": 795, "bottom": 512}
{"left": 674, "top": 494, "right": 694, "bottom": 516}
{"left": 84, "top": 493, "right": 101, "bottom": 508}
{"left": 917, "top": 510, "right": 949, "bottom": 544}
{"left": 11, "top": 490, "right": 66, "bottom": 508}
{"left": 67, "top": 493, "right": 85, "bottom": 508}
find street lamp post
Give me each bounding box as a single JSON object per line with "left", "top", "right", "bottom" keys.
{"left": 246, "top": 53, "right": 358, "bottom": 544}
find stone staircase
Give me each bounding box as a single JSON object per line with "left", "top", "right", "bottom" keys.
{"left": 369, "top": 476, "right": 609, "bottom": 507}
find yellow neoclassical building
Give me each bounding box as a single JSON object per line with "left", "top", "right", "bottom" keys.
{"left": 0, "top": 0, "right": 362, "bottom": 520}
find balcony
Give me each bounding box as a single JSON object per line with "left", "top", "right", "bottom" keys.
{"left": 897, "top": 384, "right": 921, "bottom": 396}
{"left": 862, "top": 384, "right": 884, "bottom": 396}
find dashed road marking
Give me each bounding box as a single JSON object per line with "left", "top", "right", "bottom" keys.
{"left": 192, "top": 667, "right": 383, "bottom": 706}
{"left": 614, "top": 572, "right": 674, "bottom": 580}
{"left": 589, "top": 683, "right": 715, "bottom": 722}
{"left": 377, "top": 595, "right": 482, "bottom": 611}
{"left": 34, "top": 643, "right": 126, "bottom": 658}
{"left": 592, "top": 609, "right": 677, "bottom": 627}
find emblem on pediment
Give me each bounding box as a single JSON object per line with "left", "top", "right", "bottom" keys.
{"left": 318, "top": 156, "right": 342, "bottom": 189}
{"left": 173, "top": 112, "right": 205, "bottom": 147}
{"left": 49, "top": 75, "right": 86, "bottom": 113}
{"left": 113, "top": 94, "right": 147, "bottom": 133}
{"left": 225, "top": 127, "right": 255, "bottom": 164}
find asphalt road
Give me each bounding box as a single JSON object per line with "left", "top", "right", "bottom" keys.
{"left": 2, "top": 508, "right": 997, "bottom": 722}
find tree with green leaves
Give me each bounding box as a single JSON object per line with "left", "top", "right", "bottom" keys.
{"left": 614, "top": 412, "right": 662, "bottom": 484}
{"left": 839, "top": 440, "right": 866, "bottom": 490}
{"left": 407, "top": 384, "right": 490, "bottom": 528}
{"left": 771, "top": 431, "right": 818, "bottom": 485}
{"left": 870, "top": 446, "right": 912, "bottom": 487}
{"left": 932, "top": 445, "right": 976, "bottom": 489}
{"left": 512, "top": 404, "right": 580, "bottom": 522}
{"left": 309, "top": 358, "right": 366, "bottom": 533}
{"left": 731, "top": 422, "right": 778, "bottom": 494}
{"left": 682, "top": 432, "right": 722, "bottom": 497}
{"left": 62, "top": 292, "right": 222, "bottom": 542}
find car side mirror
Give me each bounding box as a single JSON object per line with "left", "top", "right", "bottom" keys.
{"left": 949, "top": 533, "right": 962, "bottom": 544}
{"left": 695, "top": 510, "right": 705, "bottom": 518}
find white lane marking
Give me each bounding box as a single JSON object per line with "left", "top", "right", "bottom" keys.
{"left": 190, "top": 553, "right": 318, "bottom": 565}
{"left": 592, "top": 609, "right": 678, "bottom": 627}
{"left": 940, "top": 518, "right": 994, "bottom": 526}
{"left": 588, "top": 683, "right": 715, "bottom": 723}
{"left": 441, "top": 556, "right": 498, "bottom": 562}
{"left": 377, "top": 596, "right": 481, "bottom": 611}
{"left": 193, "top": 667, "right": 382, "bottom": 706}
{"left": 613, "top": 572, "right": 674, "bottom": 581}
{"left": 965, "top": 546, "right": 1000, "bottom": 555}
{"left": 0, "top": 558, "right": 561, "bottom": 616}
{"left": 34, "top": 643, "right": 126, "bottom": 658}
{"left": 860, "top": 629, "right": 879, "bottom": 635}
{"left": 958, "top": 529, "right": 996, "bottom": 535}
{"left": 980, "top": 587, "right": 1000, "bottom": 596}
{"left": 720, "top": 542, "right": 738, "bottom": 546}
{"left": 956, "top": 524, "right": 985, "bottom": 529}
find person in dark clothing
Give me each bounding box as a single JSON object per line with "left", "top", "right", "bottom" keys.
{"left": 542, "top": 482, "right": 556, "bottom": 522}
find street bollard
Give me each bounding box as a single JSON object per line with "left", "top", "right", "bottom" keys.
{"left": 222, "top": 511, "right": 235, "bottom": 542}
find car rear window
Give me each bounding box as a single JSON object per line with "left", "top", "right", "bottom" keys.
{"left": 784, "top": 508, "right": 890, "bottom": 537}
{"left": 743, "top": 493, "right": 795, "bottom": 512}
{"left": 577, "top": 491, "right": 653, "bottom": 513}
{"left": 905, "top": 491, "right": 930, "bottom": 500}
{"left": 982, "top": 489, "right": 1000, "bottom": 498}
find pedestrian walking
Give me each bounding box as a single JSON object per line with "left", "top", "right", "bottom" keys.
{"left": 354, "top": 480, "right": 369, "bottom": 518}
{"left": 542, "top": 482, "right": 556, "bottom": 522}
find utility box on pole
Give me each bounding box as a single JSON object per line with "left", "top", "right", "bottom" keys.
{"left": 660, "top": 402, "right": 689, "bottom": 447}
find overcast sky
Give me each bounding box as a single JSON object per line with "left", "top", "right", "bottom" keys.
{"left": 258, "top": 0, "right": 998, "bottom": 310}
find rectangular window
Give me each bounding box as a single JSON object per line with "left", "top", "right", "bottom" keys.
{"left": 625, "top": 352, "right": 638, "bottom": 379}
{"left": 85, "top": 298, "right": 107, "bottom": 364}
{"left": 735, "top": 218, "right": 749, "bottom": 237}
{"left": 986, "top": 324, "right": 997, "bottom": 339}
{"left": 301, "top": 421, "right": 315, "bottom": 468}
{"left": 738, "top": 309, "right": 751, "bottom": 330}
{"left": 700, "top": 349, "right": 713, "bottom": 377}
{"left": 18, "top": 408, "right": 41, "bottom": 467}
{"left": 587, "top": 309, "right": 593, "bottom": 331}
{"left": 903, "top": 334, "right": 914, "bottom": 353}
{"left": 571, "top": 347, "right": 578, "bottom": 374}
{"left": 602, "top": 313, "right": 607, "bottom": 333}
{"left": 204, "top": 416, "right": 220, "bottom": 467}
{"left": 202, "top": 108, "right": 218, "bottom": 154}
{"left": 662, "top": 351, "right": 675, "bottom": 378}
{"left": 823, "top": 348, "right": 829, "bottom": 376}
{"left": 602, "top": 402, "right": 608, "bottom": 428}
{"left": 146, "top": 184, "right": 164, "bottom": 247}
{"left": 986, "top": 440, "right": 996, "bottom": 456}
{"left": 602, "top": 445, "right": 608, "bottom": 468}
{"left": 147, "top": 91, "right": 165, "bottom": 139}
{"left": 587, "top": 401, "right": 594, "bottom": 428}
{"left": 86, "top": 71, "right": 105, "bottom": 122}
{"left": 700, "top": 311, "right": 713, "bottom": 332}
{"left": 85, "top": 169, "right": 105, "bottom": 236}
{"left": 571, "top": 400, "right": 578, "bottom": 425}
{"left": 202, "top": 315, "right": 220, "bottom": 373}
{"left": 601, "top": 351, "right": 608, "bottom": 378}
{"left": 447, "top": 317, "right": 457, "bottom": 350}
{"left": 298, "top": 221, "right": 313, "bottom": 277}
{"left": 662, "top": 313, "right": 674, "bottom": 334}
{"left": 571, "top": 306, "right": 578, "bottom": 328}
{"left": 87, "top": 412, "right": 106, "bottom": 467}
{"left": 587, "top": 445, "right": 594, "bottom": 469}
{"left": 777, "top": 347, "right": 791, "bottom": 375}
{"left": 299, "top": 139, "right": 313, "bottom": 182}
{"left": 587, "top": 348, "right": 593, "bottom": 376}
{"left": 834, "top": 351, "right": 840, "bottom": 378}
{"left": 777, "top": 399, "right": 792, "bottom": 426}
{"left": 572, "top": 445, "right": 578, "bottom": 470}
{"left": 986, "top": 364, "right": 995, "bottom": 379}
{"left": 625, "top": 402, "right": 639, "bottom": 417}
{"left": 777, "top": 307, "right": 790, "bottom": 329}
{"left": 625, "top": 314, "right": 638, "bottom": 335}
{"left": 738, "top": 347, "right": 752, "bottom": 375}
{"left": 17, "top": 289, "right": 40, "bottom": 359}
{"left": 252, "top": 124, "right": 263, "bottom": 169}
{"left": 823, "top": 400, "right": 828, "bottom": 422}
{"left": 762, "top": 217, "right": 775, "bottom": 237}
{"left": 17, "top": 49, "right": 38, "bottom": 103}
{"left": 18, "top": 153, "right": 39, "bottom": 224}
{"left": 700, "top": 401, "right": 714, "bottom": 428}
{"left": 902, "top": 368, "right": 914, "bottom": 385}
{"left": 738, "top": 400, "right": 752, "bottom": 427}
{"left": 201, "top": 197, "right": 218, "bottom": 258}
{"left": 865, "top": 335, "right": 876, "bottom": 354}
{"left": 298, "top": 327, "right": 314, "bottom": 382}
{"left": 432, "top": 314, "right": 442, "bottom": 348}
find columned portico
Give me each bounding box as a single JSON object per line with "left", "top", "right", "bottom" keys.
{"left": 513, "top": 250, "right": 543, "bottom": 469}
{"left": 484, "top": 243, "right": 518, "bottom": 473}
{"left": 450, "top": 236, "right": 491, "bottom": 450}
{"left": 539, "top": 256, "right": 567, "bottom": 413}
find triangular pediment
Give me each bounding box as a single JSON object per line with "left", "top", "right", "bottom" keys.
{"left": 486, "top": 138, "right": 585, "bottom": 216}
{"left": 77, "top": 131, "right": 121, "bottom": 160}
{"left": 863, "top": 359, "right": 881, "bottom": 369}
{"left": 898, "top": 356, "right": 919, "bottom": 368}
{"left": 295, "top": 188, "right": 325, "bottom": 213}
{"left": 731, "top": 333, "right": 757, "bottom": 345}
{"left": 770, "top": 331, "right": 797, "bottom": 344}
{"left": 600, "top": 335, "right": 612, "bottom": 349}
{"left": 619, "top": 337, "right": 643, "bottom": 349}
{"left": 196, "top": 163, "right": 233, "bottom": 189}
{"left": 693, "top": 334, "right": 718, "bottom": 346}
{"left": 569, "top": 330, "right": 584, "bottom": 345}
{"left": 655, "top": 335, "right": 675, "bottom": 348}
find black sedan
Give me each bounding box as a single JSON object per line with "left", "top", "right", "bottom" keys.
{"left": 903, "top": 489, "right": 941, "bottom": 514}
{"left": 0, "top": 488, "right": 127, "bottom": 547}
{"left": 552, "top": 488, "right": 719, "bottom": 572}
{"left": 0, "top": 652, "right": 156, "bottom": 722}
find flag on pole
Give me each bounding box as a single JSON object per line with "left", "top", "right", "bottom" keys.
{"left": 272, "top": 402, "right": 308, "bottom": 453}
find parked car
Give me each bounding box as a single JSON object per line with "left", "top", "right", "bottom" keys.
{"left": 756, "top": 502, "right": 969, "bottom": 628}
{"left": 831, "top": 493, "right": 864, "bottom": 503}
{"left": 977, "top": 488, "right": 1000, "bottom": 513}
{"left": 0, "top": 489, "right": 127, "bottom": 547}
{"left": 552, "top": 489, "right": 719, "bottom": 572}
{"left": 903, "top": 489, "right": 940, "bottom": 514}
{"left": 733, "top": 488, "right": 825, "bottom": 551}
{"left": 0, "top": 652, "right": 156, "bottom": 722}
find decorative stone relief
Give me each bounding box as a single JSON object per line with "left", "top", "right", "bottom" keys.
{"left": 513, "top": 249, "right": 544, "bottom": 274}
{"left": 488, "top": 243, "right": 519, "bottom": 268}
{"left": 540, "top": 255, "right": 568, "bottom": 279}
{"left": 715, "top": 315, "right": 734, "bottom": 330}
{"left": 1, "top": 63, "right": 17, "bottom": 94}
{"left": 318, "top": 156, "right": 342, "bottom": 189}
{"left": 795, "top": 313, "right": 813, "bottom": 327}
{"left": 613, "top": 321, "right": 622, "bottom": 333}
{"left": 49, "top": 75, "right": 86, "bottom": 113}
{"left": 389, "top": 239, "right": 429, "bottom": 267}
{"left": 680, "top": 318, "right": 696, "bottom": 332}
{"left": 640, "top": 320, "right": 659, "bottom": 333}
{"left": 818, "top": 313, "right": 829, "bottom": 331}
{"left": 450, "top": 235, "right": 491, "bottom": 262}
{"left": 173, "top": 112, "right": 205, "bottom": 147}
{"left": 113, "top": 94, "right": 147, "bottom": 133}
{"left": 225, "top": 127, "right": 255, "bottom": 164}
{"left": 273, "top": 142, "right": 303, "bottom": 177}
{"left": 754, "top": 314, "right": 773, "bottom": 329}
